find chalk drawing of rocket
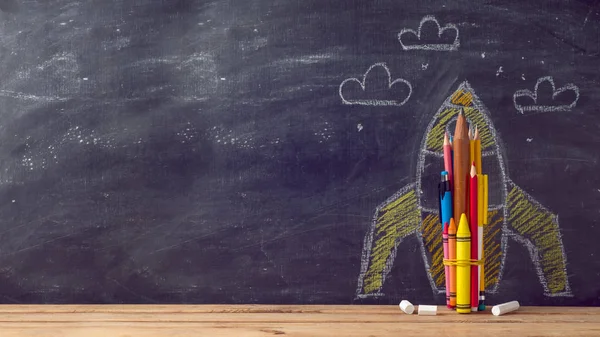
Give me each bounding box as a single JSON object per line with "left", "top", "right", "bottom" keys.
{"left": 356, "top": 81, "right": 572, "bottom": 299}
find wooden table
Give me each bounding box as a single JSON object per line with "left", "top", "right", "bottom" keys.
{"left": 1, "top": 305, "right": 599, "bottom": 336}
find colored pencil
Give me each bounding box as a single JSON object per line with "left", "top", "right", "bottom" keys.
{"left": 469, "top": 128, "right": 475, "bottom": 174}
{"left": 444, "top": 132, "right": 453, "bottom": 191}
{"left": 473, "top": 127, "right": 484, "bottom": 310}
{"left": 477, "top": 173, "right": 485, "bottom": 311}
{"left": 480, "top": 174, "right": 489, "bottom": 310}
{"left": 469, "top": 164, "right": 478, "bottom": 311}
{"left": 456, "top": 213, "right": 471, "bottom": 314}
{"left": 448, "top": 218, "right": 457, "bottom": 308}
{"left": 452, "top": 112, "right": 469, "bottom": 224}
{"left": 468, "top": 127, "right": 474, "bottom": 218}
{"left": 474, "top": 127, "right": 482, "bottom": 174}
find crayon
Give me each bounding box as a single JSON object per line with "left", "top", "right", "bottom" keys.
{"left": 443, "top": 222, "right": 450, "bottom": 308}
{"left": 448, "top": 218, "right": 457, "bottom": 308}
{"left": 456, "top": 213, "right": 471, "bottom": 314}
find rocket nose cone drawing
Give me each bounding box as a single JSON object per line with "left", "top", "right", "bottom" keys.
{"left": 419, "top": 83, "right": 505, "bottom": 210}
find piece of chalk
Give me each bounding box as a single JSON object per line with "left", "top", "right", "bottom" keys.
{"left": 418, "top": 305, "right": 437, "bottom": 316}
{"left": 491, "top": 301, "right": 520, "bottom": 316}
{"left": 399, "top": 300, "right": 414, "bottom": 314}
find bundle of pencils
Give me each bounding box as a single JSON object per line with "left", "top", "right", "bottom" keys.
{"left": 439, "top": 111, "right": 489, "bottom": 313}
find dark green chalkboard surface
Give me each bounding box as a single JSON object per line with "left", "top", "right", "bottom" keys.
{"left": 0, "top": 0, "right": 597, "bottom": 305}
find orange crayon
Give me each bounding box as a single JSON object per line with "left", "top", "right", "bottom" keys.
{"left": 448, "top": 218, "right": 457, "bottom": 308}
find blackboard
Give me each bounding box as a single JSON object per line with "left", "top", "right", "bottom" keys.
{"left": 0, "top": 0, "right": 598, "bottom": 305}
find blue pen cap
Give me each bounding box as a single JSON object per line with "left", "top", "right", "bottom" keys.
{"left": 439, "top": 171, "right": 452, "bottom": 227}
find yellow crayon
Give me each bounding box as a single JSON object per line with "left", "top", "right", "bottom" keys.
{"left": 456, "top": 213, "right": 471, "bottom": 314}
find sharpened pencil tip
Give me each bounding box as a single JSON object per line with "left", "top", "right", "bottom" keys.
{"left": 453, "top": 111, "right": 469, "bottom": 139}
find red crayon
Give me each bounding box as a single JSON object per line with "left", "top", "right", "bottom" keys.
{"left": 469, "top": 163, "right": 478, "bottom": 312}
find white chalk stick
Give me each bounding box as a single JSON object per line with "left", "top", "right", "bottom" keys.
{"left": 491, "top": 301, "right": 520, "bottom": 316}
{"left": 399, "top": 300, "right": 414, "bottom": 314}
{"left": 417, "top": 305, "right": 437, "bottom": 316}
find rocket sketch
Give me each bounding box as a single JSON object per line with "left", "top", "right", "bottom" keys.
{"left": 356, "top": 81, "right": 572, "bottom": 299}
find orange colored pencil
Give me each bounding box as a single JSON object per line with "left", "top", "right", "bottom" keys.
{"left": 452, "top": 112, "right": 469, "bottom": 223}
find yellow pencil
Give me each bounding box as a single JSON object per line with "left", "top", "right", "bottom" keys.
{"left": 456, "top": 213, "right": 471, "bottom": 314}
{"left": 469, "top": 128, "right": 475, "bottom": 165}
{"left": 484, "top": 175, "right": 489, "bottom": 223}
{"left": 480, "top": 175, "right": 489, "bottom": 310}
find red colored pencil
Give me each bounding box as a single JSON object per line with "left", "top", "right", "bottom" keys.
{"left": 469, "top": 163, "right": 478, "bottom": 311}
{"left": 444, "top": 132, "right": 453, "bottom": 190}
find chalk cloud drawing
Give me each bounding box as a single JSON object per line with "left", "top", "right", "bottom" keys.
{"left": 339, "top": 63, "right": 412, "bottom": 106}
{"left": 398, "top": 15, "right": 459, "bottom": 51}
{"left": 513, "top": 76, "right": 579, "bottom": 114}
{"left": 356, "top": 81, "right": 572, "bottom": 300}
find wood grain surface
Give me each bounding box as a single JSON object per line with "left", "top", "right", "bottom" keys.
{"left": 0, "top": 305, "right": 598, "bottom": 336}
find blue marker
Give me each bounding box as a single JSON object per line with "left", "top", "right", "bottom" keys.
{"left": 439, "top": 171, "right": 453, "bottom": 229}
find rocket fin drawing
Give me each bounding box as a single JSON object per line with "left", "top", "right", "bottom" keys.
{"left": 356, "top": 81, "right": 571, "bottom": 299}
{"left": 356, "top": 184, "right": 421, "bottom": 297}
